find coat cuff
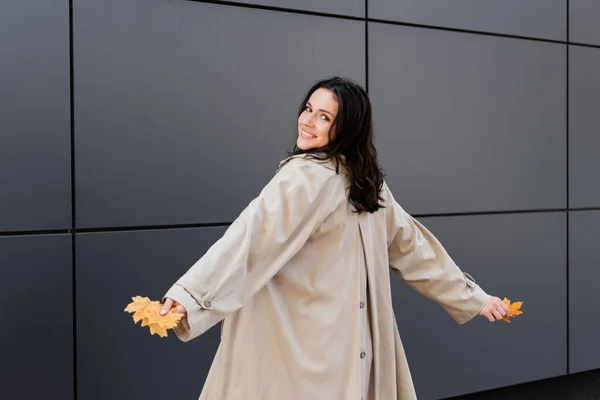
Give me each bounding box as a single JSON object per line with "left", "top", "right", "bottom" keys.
{"left": 163, "top": 283, "right": 224, "bottom": 342}
{"left": 163, "top": 284, "right": 200, "bottom": 342}
{"left": 455, "top": 283, "right": 491, "bottom": 325}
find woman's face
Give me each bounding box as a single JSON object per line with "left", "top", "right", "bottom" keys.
{"left": 297, "top": 88, "right": 338, "bottom": 150}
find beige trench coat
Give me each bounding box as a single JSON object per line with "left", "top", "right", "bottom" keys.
{"left": 163, "top": 155, "right": 491, "bottom": 400}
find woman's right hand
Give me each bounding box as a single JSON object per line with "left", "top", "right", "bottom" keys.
{"left": 160, "top": 297, "right": 187, "bottom": 316}
{"left": 479, "top": 296, "right": 509, "bottom": 322}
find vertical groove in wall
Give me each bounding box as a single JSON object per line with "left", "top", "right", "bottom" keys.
{"left": 365, "top": 0, "right": 368, "bottom": 92}
{"left": 69, "top": 0, "right": 78, "bottom": 397}
{"left": 565, "top": 0, "right": 570, "bottom": 375}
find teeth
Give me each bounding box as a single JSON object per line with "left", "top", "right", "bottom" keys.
{"left": 301, "top": 130, "right": 316, "bottom": 139}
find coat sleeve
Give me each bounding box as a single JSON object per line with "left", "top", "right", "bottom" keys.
{"left": 384, "top": 182, "right": 491, "bottom": 324}
{"left": 163, "top": 158, "right": 343, "bottom": 341}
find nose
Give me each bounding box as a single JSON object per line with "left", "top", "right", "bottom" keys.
{"left": 300, "top": 113, "right": 316, "bottom": 127}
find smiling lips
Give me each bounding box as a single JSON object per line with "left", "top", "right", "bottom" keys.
{"left": 300, "top": 129, "right": 316, "bottom": 139}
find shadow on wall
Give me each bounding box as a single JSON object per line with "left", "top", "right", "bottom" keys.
{"left": 449, "top": 369, "right": 600, "bottom": 400}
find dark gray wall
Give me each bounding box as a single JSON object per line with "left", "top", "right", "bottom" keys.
{"left": 73, "top": 0, "right": 365, "bottom": 228}
{"left": 371, "top": 24, "right": 566, "bottom": 214}
{"left": 1, "top": 1, "right": 599, "bottom": 400}
{"left": 570, "top": 0, "right": 600, "bottom": 45}
{"left": 569, "top": 211, "right": 600, "bottom": 374}
{"left": 369, "top": 0, "right": 566, "bottom": 40}
{"left": 392, "top": 213, "right": 567, "bottom": 399}
{"left": 0, "top": 0, "right": 71, "bottom": 232}
{"left": 569, "top": 46, "right": 600, "bottom": 208}
{"left": 0, "top": 234, "right": 73, "bottom": 399}
{"left": 76, "top": 228, "right": 225, "bottom": 400}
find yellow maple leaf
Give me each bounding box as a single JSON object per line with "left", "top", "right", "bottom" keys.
{"left": 124, "top": 296, "right": 152, "bottom": 323}
{"left": 148, "top": 323, "right": 168, "bottom": 338}
{"left": 124, "top": 296, "right": 185, "bottom": 337}
{"left": 141, "top": 301, "right": 184, "bottom": 329}
{"left": 502, "top": 297, "right": 524, "bottom": 323}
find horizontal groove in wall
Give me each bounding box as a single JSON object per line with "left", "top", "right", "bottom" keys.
{"left": 185, "top": 0, "right": 599, "bottom": 49}
{"left": 568, "top": 207, "right": 600, "bottom": 212}
{"left": 75, "top": 222, "right": 232, "bottom": 234}
{"left": 4, "top": 207, "right": 600, "bottom": 236}
{"left": 567, "top": 41, "right": 600, "bottom": 49}
{"left": 185, "top": 0, "right": 365, "bottom": 21}
{"left": 412, "top": 208, "right": 568, "bottom": 219}
{"left": 367, "top": 18, "right": 566, "bottom": 45}
{"left": 0, "top": 229, "right": 70, "bottom": 237}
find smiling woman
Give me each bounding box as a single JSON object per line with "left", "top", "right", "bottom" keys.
{"left": 286, "top": 77, "right": 385, "bottom": 214}
{"left": 297, "top": 88, "right": 338, "bottom": 150}
{"left": 161, "top": 76, "right": 509, "bottom": 400}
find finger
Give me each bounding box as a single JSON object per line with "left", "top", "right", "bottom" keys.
{"left": 498, "top": 307, "right": 507, "bottom": 317}
{"left": 160, "top": 298, "right": 174, "bottom": 315}
{"left": 492, "top": 310, "right": 502, "bottom": 321}
{"left": 175, "top": 305, "right": 186, "bottom": 314}
{"left": 485, "top": 312, "right": 494, "bottom": 323}
{"left": 502, "top": 303, "right": 510, "bottom": 314}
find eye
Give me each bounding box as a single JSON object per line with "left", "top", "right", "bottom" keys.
{"left": 305, "top": 106, "right": 312, "bottom": 112}
{"left": 320, "top": 115, "right": 329, "bottom": 121}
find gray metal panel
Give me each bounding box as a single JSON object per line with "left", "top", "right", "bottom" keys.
{"left": 569, "top": 46, "right": 600, "bottom": 208}
{"left": 569, "top": 211, "right": 600, "bottom": 374}
{"left": 76, "top": 227, "right": 227, "bottom": 400}
{"left": 0, "top": 0, "right": 71, "bottom": 231}
{"left": 231, "top": 0, "right": 364, "bottom": 17}
{"left": 452, "top": 370, "right": 600, "bottom": 399}
{"left": 570, "top": 0, "right": 600, "bottom": 45}
{"left": 74, "top": 0, "right": 365, "bottom": 229}
{"left": 370, "top": 23, "right": 566, "bottom": 215}
{"left": 369, "top": 0, "right": 566, "bottom": 40}
{"left": 0, "top": 234, "right": 73, "bottom": 399}
{"left": 391, "top": 212, "right": 566, "bottom": 399}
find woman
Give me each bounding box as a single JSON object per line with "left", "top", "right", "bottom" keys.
{"left": 160, "top": 77, "right": 509, "bottom": 400}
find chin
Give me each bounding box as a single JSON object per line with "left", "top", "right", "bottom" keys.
{"left": 296, "top": 138, "right": 310, "bottom": 151}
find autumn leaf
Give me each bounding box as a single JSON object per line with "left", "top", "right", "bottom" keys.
{"left": 124, "top": 296, "right": 151, "bottom": 323}
{"left": 140, "top": 301, "right": 184, "bottom": 329}
{"left": 502, "top": 298, "right": 523, "bottom": 323}
{"left": 149, "top": 324, "right": 168, "bottom": 338}
{"left": 124, "top": 296, "right": 184, "bottom": 337}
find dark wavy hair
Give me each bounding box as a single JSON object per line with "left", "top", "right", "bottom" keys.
{"left": 284, "top": 76, "right": 384, "bottom": 213}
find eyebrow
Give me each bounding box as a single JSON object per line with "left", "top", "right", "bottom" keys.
{"left": 307, "top": 101, "right": 334, "bottom": 117}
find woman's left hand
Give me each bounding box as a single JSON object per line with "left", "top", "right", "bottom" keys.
{"left": 480, "top": 296, "right": 510, "bottom": 322}
{"left": 160, "top": 297, "right": 187, "bottom": 316}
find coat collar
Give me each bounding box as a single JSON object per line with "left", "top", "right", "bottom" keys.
{"left": 277, "top": 153, "right": 348, "bottom": 175}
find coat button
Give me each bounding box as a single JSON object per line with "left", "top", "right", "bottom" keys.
{"left": 360, "top": 351, "right": 366, "bottom": 359}
{"left": 204, "top": 300, "right": 212, "bottom": 308}
{"left": 359, "top": 301, "right": 365, "bottom": 309}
